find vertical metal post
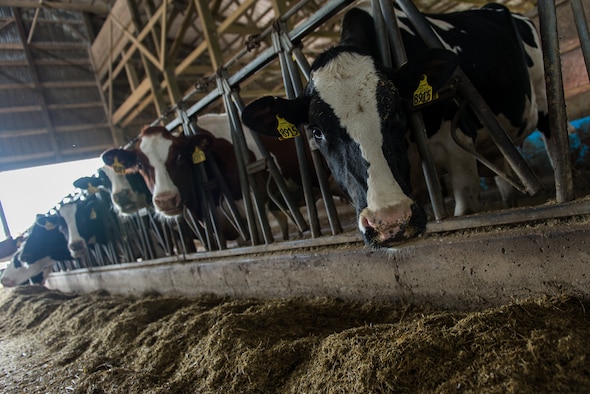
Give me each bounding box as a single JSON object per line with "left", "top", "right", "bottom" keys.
{"left": 217, "top": 71, "right": 274, "bottom": 244}
{"left": 273, "top": 24, "right": 322, "bottom": 237}
{"left": 379, "top": 0, "right": 447, "bottom": 220}
{"left": 0, "top": 199, "right": 11, "bottom": 239}
{"left": 571, "top": 0, "right": 590, "bottom": 80}
{"left": 280, "top": 36, "right": 343, "bottom": 235}
{"left": 538, "top": 1, "right": 575, "bottom": 203}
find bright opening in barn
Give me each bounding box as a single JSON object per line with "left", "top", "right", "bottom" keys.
{"left": 0, "top": 158, "right": 103, "bottom": 237}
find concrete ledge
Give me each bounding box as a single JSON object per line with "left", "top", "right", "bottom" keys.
{"left": 45, "top": 217, "right": 590, "bottom": 309}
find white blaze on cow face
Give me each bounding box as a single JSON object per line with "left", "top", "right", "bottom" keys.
{"left": 58, "top": 203, "right": 85, "bottom": 258}
{"left": 100, "top": 165, "right": 145, "bottom": 215}
{"left": 311, "top": 51, "right": 415, "bottom": 240}
{"left": 139, "top": 133, "right": 182, "bottom": 216}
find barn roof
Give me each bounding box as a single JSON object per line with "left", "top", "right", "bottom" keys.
{"left": 0, "top": 0, "right": 576, "bottom": 172}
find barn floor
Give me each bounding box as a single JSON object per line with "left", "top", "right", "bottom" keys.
{"left": 1, "top": 286, "right": 589, "bottom": 393}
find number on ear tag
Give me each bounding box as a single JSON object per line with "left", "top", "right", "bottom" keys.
{"left": 276, "top": 115, "right": 300, "bottom": 140}
{"left": 192, "top": 146, "right": 206, "bottom": 164}
{"left": 413, "top": 74, "right": 439, "bottom": 107}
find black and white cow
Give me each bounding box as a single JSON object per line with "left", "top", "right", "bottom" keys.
{"left": 73, "top": 166, "right": 152, "bottom": 215}
{"left": 18, "top": 215, "right": 72, "bottom": 266}
{"left": 0, "top": 253, "right": 56, "bottom": 287}
{"left": 242, "top": 1, "right": 552, "bottom": 246}
{"left": 56, "top": 193, "right": 118, "bottom": 259}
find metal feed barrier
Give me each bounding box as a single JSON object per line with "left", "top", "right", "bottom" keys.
{"left": 43, "top": 0, "right": 590, "bottom": 272}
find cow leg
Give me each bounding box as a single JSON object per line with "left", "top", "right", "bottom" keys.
{"left": 494, "top": 175, "right": 520, "bottom": 208}
{"left": 428, "top": 125, "right": 481, "bottom": 216}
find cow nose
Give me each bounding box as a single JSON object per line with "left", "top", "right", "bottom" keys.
{"left": 358, "top": 203, "right": 426, "bottom": 246}
{"left": 1, "top": 277, "right": 16, "bottom": 287}
{"left": 154, "top": 192, "right": 181, "bottom": 213}
{"left": 69, "top": 239, "right": 86, "bottom": 257}
{"left": 113, "top": 189, "right": 132, "bottom": 204}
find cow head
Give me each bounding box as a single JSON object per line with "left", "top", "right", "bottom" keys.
{"left": 97, "top": 166, "right": 152, "bottom": 215}
{"left": 0, "top": 253, "right": 55, "bottom": 288}
{"left": 19, "top": 214, "right": 71, "bottom": 264}
{"left": 242, "top": 9, "right": 459, "bottom": 247}
{"left": 101, "top": 126, "right": 215, "bottom": 220}
{"left": 57, "top": 195, "right": 112, "bottom": 259}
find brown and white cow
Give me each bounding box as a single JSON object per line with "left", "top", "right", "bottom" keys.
{"left": 102, "top": 126, "right": 248, "bottom": 243}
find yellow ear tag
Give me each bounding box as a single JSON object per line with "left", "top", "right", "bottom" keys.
{"left": 192, "top": 146, "right": 206, "bottom": 164}
{"left": 112, "top": 156, "right": 126, "bottom": 175}
{"left": 44, "top": 221, "right": 56, "bottom": 231}
{"left": 87, "top": 183, "right": 99, "bottom": 194}
{"left": 413, "top": 74, "right": 439, "bottom": 107}
{"left": 90, "top": 208, "right": 97, "bottom": 220}
{"left": 276, "top": 115, "right": 300, "bottom": 140}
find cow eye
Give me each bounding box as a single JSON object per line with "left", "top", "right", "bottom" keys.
{"left": 311, "top": 128, "right": 324, "bottom": 141}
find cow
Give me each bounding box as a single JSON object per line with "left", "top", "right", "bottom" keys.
{"left": 101, "top": 126, "right": 250, "bottom": 244}
{"left": 73, "top": 166, "right": 152, "bottom": 216}
{"left": 0, "top": 253, "right": 56, "bottom": 287}
{"left": 241, "top": 1, "right": 554, "bottom": 247}
{"left": 56, "top": 192, "right": 121, "bottom": 260}
{"left": 18, "top": 214, "right": 73, "bottom": 266}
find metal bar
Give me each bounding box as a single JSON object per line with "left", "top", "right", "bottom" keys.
{"left": 372, "top": 0, "right": 392, "bottom": 68}
{"left": 537, "top": 1, "right": 575, "bottom": 203}
{"left": 274, "top": 25, "right": 322, "bottom": 237}
{"left": 217, "top": 73, "right": 270, "bottom": 244}
{"left": 286, "top": 43, "right": 343, "bottom": 235}
{"left": 396, "top": 0, "right": 541, "bottom": 196}
{"left": 162, "top": 0, "right": 354, "bottom": 131}
{"left": 570, "top": 0, "right": 590, "bottom": 80}
{"left": 223, "top": 83, "right": 276, "bottom": 244}
{"left": 231, "top": 88, "right": 310, "bottom": 236}
{"left": 0, "top": 199, "right": 10, "bottom": 238}
{"left": 380, "top": 0, "right": 447, "bottom": 220}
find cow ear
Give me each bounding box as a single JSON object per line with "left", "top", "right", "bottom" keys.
{"left": 101, "top": 148, "right": 137, "bottom": 174}
{"left": 242, "top": 96, "right": 310, "bottom": 139}
{"left": 392, "top": 48, "right": 459, "bottom": 105}
{"left": 185, "top": 134, "right": 213, "bottom": 165}
{"left": 73, "top": 176, "right": 102, "bottom": 191}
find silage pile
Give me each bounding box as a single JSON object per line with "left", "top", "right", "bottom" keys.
{"left": 0, "top": 286, "right": 588, "bottom": 393}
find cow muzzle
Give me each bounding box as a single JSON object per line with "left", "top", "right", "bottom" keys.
{"left": 68, "top": 239, "right": 87, "bottom": 258}
{"left": 153, "top": 192, "right": 182, "bottom": 216}
{"left": 113, "top": 190, "right": 138, "bottom": 213}
{"left": 358, "top": 203, "right": 427, "bottom": 247}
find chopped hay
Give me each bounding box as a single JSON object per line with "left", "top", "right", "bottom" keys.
{"left": 0, "top": 287, "right": 588, "bottom": 393}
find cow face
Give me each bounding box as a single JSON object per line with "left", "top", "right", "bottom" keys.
{"left": 19, "top": 214, "right": 71, "bottom": 264}
{"left": 56, "top": 196, "right": 108, "bottom": 259}
{"left": 0, "top": 254, "right": 55, "bottom": 287}
{"left": 97, "top": 166, "right": 152, "bottom": 215}
{"left": 102, "top": 127, "right": 213, "bottom": 220}
{"left": 242, "top": 46, "right": 454, "bottom": 247}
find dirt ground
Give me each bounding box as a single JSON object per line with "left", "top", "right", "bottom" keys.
{"left": 0, "top": 286, "right": 589, "bottom": 394}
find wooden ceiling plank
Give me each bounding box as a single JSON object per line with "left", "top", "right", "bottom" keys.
{"left": 12, "top": 7, "right": 62, "bottom": 161}
{"left": 193, "top": 0, "right": 224, "bottom": 70}
{"left": 113, "top": 0, "right": 258, "bottom": 126}
{"left": 126, "top": 0, "right": 167, "bottom": 115}
{"left": 0, "top": 0, "right": 111, "bottom": 14}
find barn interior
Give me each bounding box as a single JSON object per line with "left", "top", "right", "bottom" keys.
{"left": 1, "top": 1, "right": 590, "bottom": 392}
{"left": 0, "top": 0, "right": 588, "bottom": 306}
